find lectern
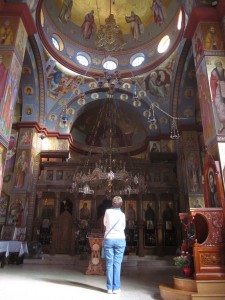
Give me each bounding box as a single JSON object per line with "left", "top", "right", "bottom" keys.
{"left": 86, "top": 232, "right": 105, "bottom": 275}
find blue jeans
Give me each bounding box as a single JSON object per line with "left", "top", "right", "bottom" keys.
{"left": 104, "top": 238, "right": 126, "bottom": 291}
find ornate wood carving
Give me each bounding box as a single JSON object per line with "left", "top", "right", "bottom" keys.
{"left": 85, "top": 234, "right": 105, "bottom": 275}
{"left": 190, "top": 208, "right": 225, "bottom": 280}
{"left": 191, "top": 209, "right": 225, "bottom": 246}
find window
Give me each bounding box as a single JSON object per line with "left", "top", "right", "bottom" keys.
{"left": 130, "top": 53, "right": 145, "bottom": 67}
{"left": 51, "top": 34, "right": 64, "bottom": 51}
{"left": 157, "top": 35, "right": 170, "bottom": 53}
{"left": 76, "top": 52, "right": 90, "bottom": 66}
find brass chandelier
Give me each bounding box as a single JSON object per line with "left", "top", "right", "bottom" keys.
{"left": 95, "top": 0, "right": 126, "bottom": 51}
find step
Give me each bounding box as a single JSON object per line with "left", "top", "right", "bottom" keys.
{"left": 159, "top": 284, "right": 195, "bottom": 300}
{"left": 174, "top": 276, "right": 197, "bottom": 292}
{"left": 196, "top": 280, "right": 225, "bottom": 294}
{"left": 192, "top": 294, "right": 225, "bottom": 300}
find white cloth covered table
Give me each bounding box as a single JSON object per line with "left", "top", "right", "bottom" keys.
{"left": 0, "top": 241, "right": 9, "bottom": 254}
{"left": 0, "top": 241, "right": 28, "bottom": 257}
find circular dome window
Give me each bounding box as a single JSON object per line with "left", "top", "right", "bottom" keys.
{"left": 102, "top": 57, "right": 118, "bottom": 70}
{"left": 130, "top": 53, "right": 145, "bottom": 67}
{"left": 51, "top": 33, "right": 64, "bottom": 51}
{"left": 76, "top": 52, "right": 91, "bottom": 66}
{"left": 157, "top": 35, "right": 170, "bottom": 54}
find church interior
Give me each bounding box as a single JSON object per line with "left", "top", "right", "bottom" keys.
{"left": 0, "top": 0, "right": 225, "bottom": 299}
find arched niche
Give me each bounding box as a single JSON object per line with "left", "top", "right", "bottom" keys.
{"left": 194, "top": 213, "right": 208, "bottom": 244}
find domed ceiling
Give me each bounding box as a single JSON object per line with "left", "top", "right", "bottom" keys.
{"left": 37, "top": 0, "right": 184, "bottom": 77}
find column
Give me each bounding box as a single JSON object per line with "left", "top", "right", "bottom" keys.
{"left": 185, "top": 3, "right": 225, "bottom": 208}
{"left": 185, "top": 3, "right": 225, "bottom": 279}
{"left": 0, "top": 3, "right": 36, "bottom": 195}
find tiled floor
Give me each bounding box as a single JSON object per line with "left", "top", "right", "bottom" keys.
{"left": 0, "top": 255, "right": 180, "bottom": 300}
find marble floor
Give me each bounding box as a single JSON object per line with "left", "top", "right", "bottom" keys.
{"left": 0, "top": 255, "right": 180, "bottom": 300}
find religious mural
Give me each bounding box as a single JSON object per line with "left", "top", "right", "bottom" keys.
{"left": 7, "top": 195, "right": 28, "bottom": 227}
{"left": 0, "top": 54, "right": 21, "bottom": 139}
{"left": 0, "top": 18, "right": 14, "bottom": 46}
{"left": 13, "top": 149, "right": 30, "bottom": 190}
{"left": 15, "top": 19, "right": 27, "bottom": 61}
{"left": 160, "top": 139, "right": 174, "bottom": 152}
{"left": 3, "top": 132, "right": 18, "bottom": 194}
{"left": 125, "top": 11, "right": 144, "bottom": 41}
{"left": 143, "top": 201, "right": 156, "bottom": 229}
{"left": 125, "top": 200, "right": 137, "bottom": 229}
{"left": 13, "top": 226, "right": 26, "bottom": 241}
{"left": 193, "top": 25, "right": 204, "bottom": 65}
{"left": 149, "top": 141, "right": 160, "bottom": 153}
{"left": 143, "top": 200, "right": 156, "bottom": 247}
{"left": 1, "top": 225, "right": 14, "bottom": 240}
{"left": 46, "top": 57, "right": 81, "bottom": 99}
{"left": 0, "top": 51, "right": 11, "bottom": 104}
{"left": 160, "top": 199, "right": 176, "bottom": 246}
{"left": 24, "top": 105, "right": 34, "bottom": 116}
{"left": 196, "top": 62, "right": 215, "bottom": 143}
{"left": 24, "top": 85, "right": 34, "bottom": 96}
{"left": 151, "top": 0, "right": 166, "bottom": 27}
{"left": 145, "top": 54, "right": 176, "bottom": 98}
{"left": 207, "top": 167, "right": 219, "bottom": 207}
{"left": 185, "top": 151, "right": 202, "bottom": 194}
{"left": 58, "top": 0, "right": 73, "bottom": 24}
{"left": 19, "top": 128, "right": 32, "bottom": 148}
{"left": 79, "top": 199, "right": 91, "bottom": 229}
{"left": 206, "top": 56, "right": 225, "bottom": 135}
{"left": 189, "top": 195, "right": 205, "bottom": 208}
{"left": 202, "top": 23, "right": 224, "bottom": 51}
{"left": 182, "top": 131, "right": 199, "bottom": 150}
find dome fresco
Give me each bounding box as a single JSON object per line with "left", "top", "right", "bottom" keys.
{"left": 37, "top": 0, "right": 184, "bottom": 76}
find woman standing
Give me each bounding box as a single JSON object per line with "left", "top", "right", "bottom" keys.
{"left": 103, "top": 196, "right": 126, "bottom": 294}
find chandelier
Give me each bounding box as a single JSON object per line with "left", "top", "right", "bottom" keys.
{"left": 95, "top": 1, "right": 126, "bottom": 51}
{"left": 70, "top": 74, "right": 146, "bottom": 196}
{"left": 71, "top": 154, "right": 146, "bottom": 196}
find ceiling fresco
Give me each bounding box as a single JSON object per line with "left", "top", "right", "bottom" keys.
{"left": 37, "top": 0, "right": 184, "bottom": 76}
{"left": 43, "top": 51, "right": 181, "bottom": 144}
